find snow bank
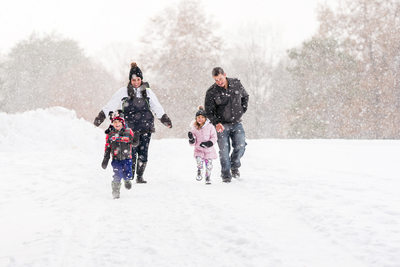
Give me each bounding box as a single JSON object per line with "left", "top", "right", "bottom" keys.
{"left": 0, "top": 107, "right": 103, "bottom": 152}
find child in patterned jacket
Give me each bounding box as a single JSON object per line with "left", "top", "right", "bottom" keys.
{"left": 101, "top": 112, "right": 139, "bottom": 199}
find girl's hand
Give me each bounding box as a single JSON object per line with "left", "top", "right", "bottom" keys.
{"left": 200, "top": 141, "right": 213, "bottom": 148}
{"left": 188, "top": 131, "right": 195, "bottom": 144}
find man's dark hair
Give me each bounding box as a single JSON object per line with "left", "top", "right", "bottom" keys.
{"left": 212, "top": 67, "right": 225, "bottom": 76}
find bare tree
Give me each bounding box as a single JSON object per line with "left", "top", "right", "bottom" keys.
{"left": 318, "top": 0, "right": 400, "bottom": 138}
{"left": 287, "top": 37, "right": 359, "bottom": 138}
{"left": 96, "top": 42, "right": 142, "bottom": 83}
{"left": 137, "top": 0, "right": 222, "bottom": 137}
{"left": 279, "top": 0, "right": 400, "bottom": 139}
{"left": 225, "top": 22, "right": 283, "bottom": 138}
{"left": 1, "top": 33, "right": 118, "bottom": 120}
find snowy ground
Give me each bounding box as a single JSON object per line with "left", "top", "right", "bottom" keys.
{"left": 0, "top": 107, "right": 399, "bottom": 267}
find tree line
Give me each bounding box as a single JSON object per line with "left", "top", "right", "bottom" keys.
{"left": 1, "top": 0, "right": 399, "bottom": 139}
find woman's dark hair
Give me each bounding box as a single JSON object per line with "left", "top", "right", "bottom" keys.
{"left": 212, "top": 67, "right": 225, "bottom": 76}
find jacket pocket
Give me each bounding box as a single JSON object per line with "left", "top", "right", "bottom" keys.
{"left": 215, "top": 95, "right": 229, "bottom": 106}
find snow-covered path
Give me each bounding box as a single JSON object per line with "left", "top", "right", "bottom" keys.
{"left": 1, "top": 108, "right": 399, "bottom": 267}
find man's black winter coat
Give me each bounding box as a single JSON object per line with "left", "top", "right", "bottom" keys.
{"left": 204, "top": 78, "right": 249, "bottom": 125}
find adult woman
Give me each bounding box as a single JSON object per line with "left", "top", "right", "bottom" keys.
{"left": 94, "top": 62, "right": 172, "bottom": 183}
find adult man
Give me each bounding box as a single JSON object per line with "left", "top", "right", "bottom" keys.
{"left": 204, "top": 67, "right": 249, "bottom": 183}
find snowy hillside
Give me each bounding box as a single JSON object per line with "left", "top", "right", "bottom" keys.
{"left": 0, "top": 107, "right": 399, "bottom": 267}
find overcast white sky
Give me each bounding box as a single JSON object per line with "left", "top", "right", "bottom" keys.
{"left": 0, "top": 0, "right": 336, "bottom": 57}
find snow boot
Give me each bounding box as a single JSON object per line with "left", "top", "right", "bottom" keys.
{"left": 124, "top": 179, "right": 132, "bottom": 190}
{"left": 111, "top": 181, "right": 121, "bottom": 199}
{"left": 196, "top": 169, "right": 203, "bottom": 181}
{"left": 205, "top": 175, "right": 211, "bottom": 185}
{"left": 136, "top": 160, "right": 147, "bottom": 183}
{"left": 231, "top": 168, "right": 240, "bottom": 179}
{"left": 222, "top": 175, "right": 231, "bottom": 183}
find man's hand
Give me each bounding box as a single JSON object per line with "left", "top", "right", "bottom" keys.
{"left": 215, "top": 123, "right": 224, "bottom": 133}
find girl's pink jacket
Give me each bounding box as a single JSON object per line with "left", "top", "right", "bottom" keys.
{"left": 190, "top": 119, "right": 218, "bottom": 159}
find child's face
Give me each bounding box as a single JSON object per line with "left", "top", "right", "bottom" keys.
{"left": 113, "top": 120, "right": 123, "bottom": 130}
{"left": 196, "top": 115, "right": 206, "bottom": 125}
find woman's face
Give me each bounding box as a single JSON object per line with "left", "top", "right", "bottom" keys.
{"left": 131, "top": 76, "right": 142, "bottom": 88}
{"left": 196, "top": 115, "right": 206, "bottom": 125}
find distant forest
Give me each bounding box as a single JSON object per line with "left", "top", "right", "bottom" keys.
{"left": 1, "top": 0, "right": 399, "bottom": 139}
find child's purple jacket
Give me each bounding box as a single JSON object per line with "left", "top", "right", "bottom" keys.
{"left": 190, "top": 119, "right": 218, "bottom": 159}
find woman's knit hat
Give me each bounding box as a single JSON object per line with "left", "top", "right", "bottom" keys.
{"left": 129, "top": 62, "right": 143, "bottom": 80}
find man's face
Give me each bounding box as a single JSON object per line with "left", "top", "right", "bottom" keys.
{"left": 213, "top": 73, "right": 227, "bottom": 88}
{"left": 131, "top": 76, "right": 142, "bottom": 88}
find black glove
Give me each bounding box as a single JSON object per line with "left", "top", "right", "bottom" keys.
{"left": 101, "top": 155, "right": 110, "bottom": 169}
{"left": 108, "top": 111, "right": 114, "bottom": 120}
{"left": 104, "top": 125, "right": 115, "bottom": 134}
{"left": 94, "top": 110, "right": 106, "bottom": 127}
{"left": 160, "top": 114, "right": 172, "bottom": 128}
{"left": 188, "top": 131, "right": 195, "bottom": 144}
{"left": 200, "top": 141, "right": 213, "bottom": 148}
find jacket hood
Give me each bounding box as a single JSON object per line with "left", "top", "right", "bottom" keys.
{"left": 190, "top": 118, "right": 211, "bottom": 129}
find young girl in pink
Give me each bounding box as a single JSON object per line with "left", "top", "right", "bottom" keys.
{"left": 188, "top": 106, "right": 218, "bottom": 184}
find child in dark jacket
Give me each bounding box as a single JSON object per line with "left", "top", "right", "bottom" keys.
{"left": 101, "top": 113, "right": 139, "bottom": 199}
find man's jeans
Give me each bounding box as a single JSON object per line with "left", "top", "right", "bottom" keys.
{"left": 217, "top": 122, "right": 246, "bottom": 178}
